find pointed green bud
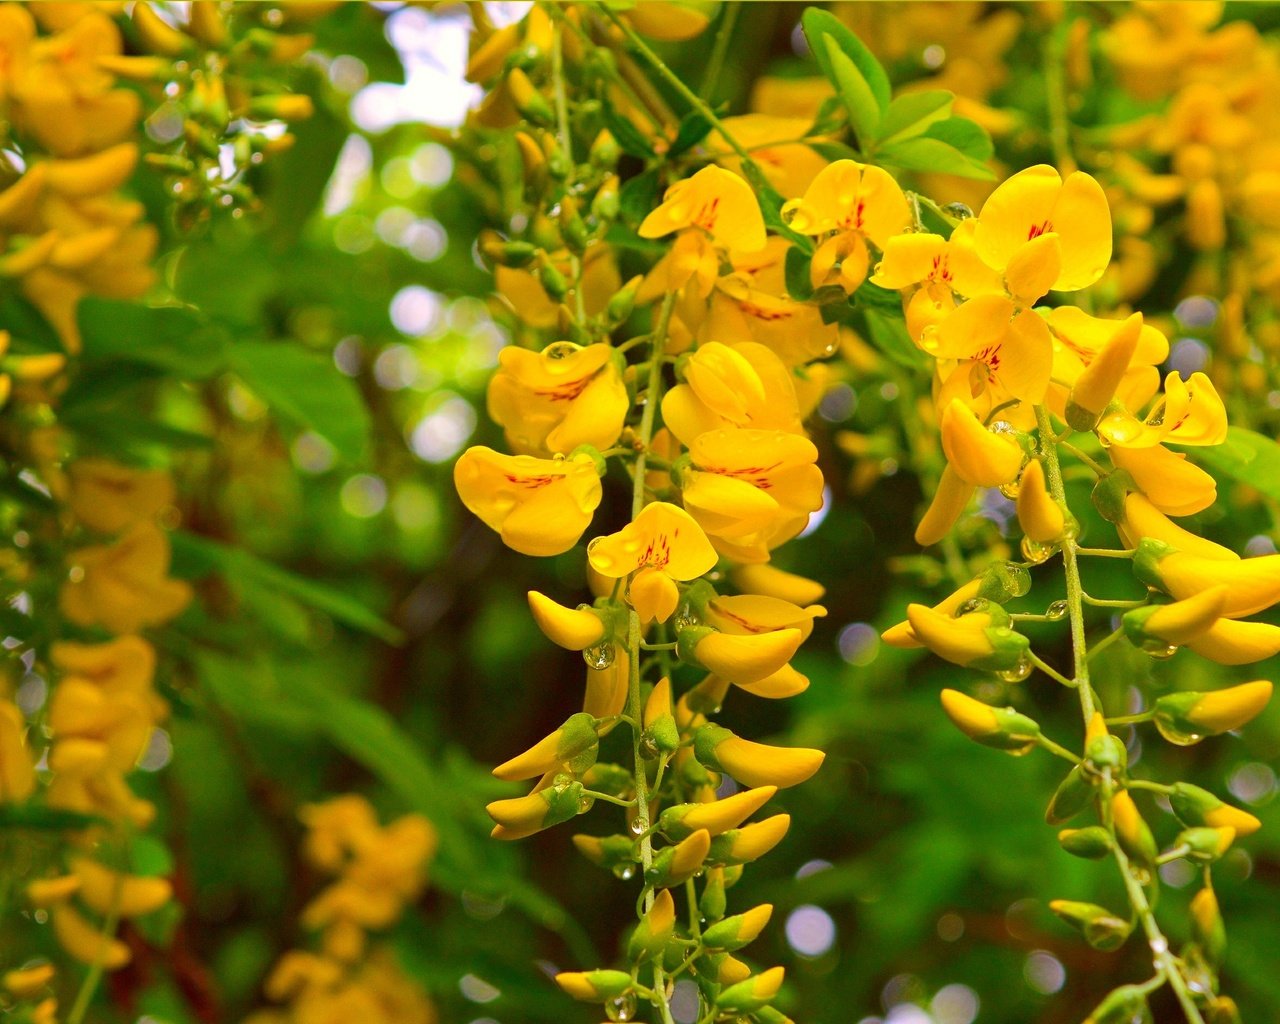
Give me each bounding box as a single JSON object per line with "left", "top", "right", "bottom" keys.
{"left": 1170, "top": 782, "right": 1262, "bottom": 836}
{"left": 939, "top": 689, "right": 1041, "bottom": 753}
{"left": 628, "top": 889, "right": 676, "bottom": 961}
{"left": 555, "top": 969, "right": 634, "bottom": 1002}
{"left": 717, "top": 967, "right": 785, "bottom": 1013}
{"left": 1091, "top": 469, "right": 1135, "bottom": 525}
{"left": 1085, "top": 733, "right": 1127, "bottom": 771}
{"left": 1176, "top": 826, "right": 1236, "bottom": 863}
{"left": 1046, "top": 765, "right": 1096, "bottom": 825}
{"left": 1083, "top": 984, "right": 1152, "bottom": 1024}
{"left": 572, "top": 833, "right": 637, "bottom": 872}
{"left": 702, "top": 904, "right": 773, "bottom": 951}
{"left": 1058, "top": 826, "right": 1112, "bottom": 859}
{"left": 1049, "top": 899, "right": 1132, "bottom": 951}
{"left": 1131, "top": 537, "right": 1177, "bottom": 590}
{"left": 605, "top": 276, "right": 640, "bottom": 325}
{"left": 538, "top": 261, "right": 569, "bottom": 301}
{"left": 699, "top": 866, "right": 727, "bottom": 922}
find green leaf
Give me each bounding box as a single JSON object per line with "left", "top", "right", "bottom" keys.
{"left": 878, "top": 91, "right": 954, "bottom": 146}
{"left": 0, "top": 803, "right": 107, "bottom": 831}
{"left": 0, "top": 294, "right": 62, "bottom": 353}
{"left": 802, "top": 8, "right": 890, "bottom": 113}
{"left": 785, "top": 246, "right": 815, "bottom": 301}
{"left": 668, "top": 110, "right": 711, "bottom": 157}
{"left": 59, "top": 407, "right": 213, "bottom": 462}
{"left": 737, "top": 160, "right": 812, "bottom": 252}
{"left": 862, "top": 307, "right": 929, "bottom": 370}
{"left": 78, "top": 298, "right": 228, "bottom": 379}
{"left": 924, "top": 116, "right": 994, "bottom": 162}
{"left": 229, "top": 341, "right": 371, "bottom": 463}
{"left": 1191, "top": 427, "right": 1280, "bottom": 504}
{"left": 172, "top": 531, "right": 403, "bottom": 644}
{"left": 603, "top": 109, "right": 657, "bottom": 159}
{"left": 619, "top": 168, "right": 661, "bottom": 225}
{"left": 824, "top": 38, "right": 881, "bottom": 148}
{"left": 878, "top": 137, "right": 996, "bottom": 181}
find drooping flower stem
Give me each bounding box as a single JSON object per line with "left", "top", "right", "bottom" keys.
{"left": 627, "top": 290, "right": 679, "bottom": 1024}
{"left": 1035, "top": 405, "right": 1206, "bottom": 1024}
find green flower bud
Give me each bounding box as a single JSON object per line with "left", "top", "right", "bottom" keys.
{"left": 572, "top": 833, "right": 636, "bottom": 873}
{"left": 627, "top": 889, "right": 676, "bottom": 961}
{"left": 1085, "top": 733, "right": 1127, "bottom": 771}
{"left": 555, "top": 969, "right": 633, "bottom": 1002}
{"left": 1058, "top": 826, "right": 1112, "bottom": 859}
{"left": 702, "top": 904, "right": 773, "bottom": 951}
{"left": 1091, "top": 470, "right": 1136, "bottom": 525}
{"left": 1176, "top": 826, "right": 1236, "bottom": 863}
{"left": 1045, "top": 765, "right": 1096, "bottom": 825}
{"left": 699, "top": 866, "right": 727, "bottom": 922}
{"left": 1083, "top": 984, "right": 1152, "bottom": 1024}
{"left": 717, "top": 967, "right": 785, "bottom": 1013}
{"left": 1049, "top": 899, "right": 1132, "bottom": 951}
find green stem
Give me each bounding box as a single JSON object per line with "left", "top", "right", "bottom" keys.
{"left": 699, "top": 2, "right": 739, "bottom": 103}
{"left": 1029, "top": 650, "right": 1076, "bottom": 689}
{"left": 1076, "top": 547, "right": 1137, "bottom": 559}
{"left": 1086, "top": 626, "right": 1126, "bottom": 662}
{"left": 1106, "top": 709, "right": 1156, "bottom": 727}
{"left": 1059, "top": 440, "right": 1108, "bottom": 476}
{"left": 1037, "top": 734, "right": 1082, "bottom": 764}
{"left": 1036, "top": 405, "right": 1204, "bottom": 1024}
{"left": 627, "top": 290, "right": 679, "bottom": 1024}
{"left": 550, "top": 27, "right": 587, "bottom": 323}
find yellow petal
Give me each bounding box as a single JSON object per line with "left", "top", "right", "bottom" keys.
{"left": 915, "top": 463, "right": 975, "bottom": 546}
{"left": 1050, "top": 170, "right": 1113, "bottom": 289}
{"left": 587, "top": 501, "right": 718, "bottom": 581}
{"left": 940, "top": 400, "right": 1023, "bottom": 487}
{"left": 1004, "top": 231, "right": 1062, "bottom": 305}
{"left": 1186, "top": 618, "right": 1280, "bottom": 665}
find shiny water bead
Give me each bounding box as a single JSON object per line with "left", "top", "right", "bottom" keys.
{"left": 583, "top": 642, "right": 615, "bottom": 670}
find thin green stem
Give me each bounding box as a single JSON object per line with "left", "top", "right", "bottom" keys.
{"left": 1127, "top": 778, "right": 1175, "bottom": 796}
{"left": 582, "top": 789, "right": 638, "bottom": 808}
{"left": 1029, "top": 650, "right": 1076, "bottom": 689}
{"left": 1082, "top": 593, "right": 1146, "bottom": 609}
{"left": 1076, "top": 547, "right": 1137, "bottom": 559}
{"left": 550, "top": 27, "right": 587, "bottom": 323}
{"left": 1106, "top": 710, "right": 1156, "bottom": 727}
{"left": 1037, "top": 734, "right": 1082, "bottom": 764}
{"left": 1059, "top": 440, "right": 1108, "bottom": 477}
{"left": 627, "top": 289, "right": 679, "bottom": 1024}
{"left": 1036, "top": 404, "right": 1204, "bottom": 1024}
{"left": 1087, "top": 626, "right": 1126, "bottom": 662}
{"left": 699, "top": 2, "right": 739, "bottom": 103}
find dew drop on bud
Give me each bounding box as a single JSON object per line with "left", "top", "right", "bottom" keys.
{"left": 1142, "top": 641, "right": 1178, "bottom": 660}
{"left": 583, "top": 643, "right": 615, "bottom": 670}
{"left": 1021, "top": 536, "right": 1056, "bottom": 564}
{"left": 1154, "top": 718, "right": 1203, "bottom": 746}
{"left": 999, "top": 654, "right": 1033, "bottom": 683}
{"left": 955, "top": 598, "right": 990, "bottom": 617}
{"left": 1045, "top": 600, "right": 1069, "bottom": 621}
{"left": 998, "top": 480, "right": 1021, "bottom": 500}
{"left": 613, "top": 863, "right": 636, "bottom": 881}
{"left": 543, "top": 341, "right": 579, "bottom": 360}
{"left": 606, "top": 993, "right": 637, "bottom": 1022}
{"left": 674, "top": 605, "right": 699, "bottom": 631}
{"left": 629, "top": 817, "right": 649, "bottom": 836}
{"left": 578, "top": 795, "right": 596, "bottom": 813}
{"left": 942, "top": 201, "right": 974, "bottom": 220}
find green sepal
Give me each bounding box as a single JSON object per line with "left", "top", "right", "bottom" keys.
{"left": 1046, "top": 765, "right": 1095, "bottom": 825}
{"left": 1058, "top": 826, "right": 1112, "bottom": 859}
{"left": 1085, "top": 733, "right": 1127, "bottom": 771}
{"left": 692, "top": 724, "right": 733, "bottom": 772}
{"left": 1091, "top": 469, "right": 1135, "bottom": 525}
{"left": 1131, "top": 537, "right": 1176, "bottom": 590}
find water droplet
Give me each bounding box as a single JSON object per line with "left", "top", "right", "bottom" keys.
{"left": 990, "top": 419, "right": 1017, "bottom": 436}
{"left": 999, "top": 654, "right": 1033, "bottom": 683}
{"left": 1154, "top": 716, "right": 1203, "bottom": 746}
{"left": 629, "top": 817, "right": 649, "bottom": 836}
{"left": 606, "top": 993, "right": 637, "bottom": 1021}
{"left": 999, "top": 480, "right": 1021, "bottom": 500}
{"left": 583, "top": 643, "right": 615, "bottom": 670}
{"left": 674, "top": 604, "right": 699, "bottom": 631}
{"left": 639, "top": 735, "right": 660, "bottom": 760}
{"left": 1021, "top": 536, "right": 1056, "bottom": 564}
{"left": 1045, "top": 600, "right": 1069, "bottom": 621}
{"left": 942, "top": 202, "right": 974, "bottom": 220}
{"left": 1149, "top": 935, "right": 1168, "bottom": 955}
{"left": 955, "top": 598, "right": 990, "bottom": 617}
{"left": 543, "top": 341, "right": 580, "bottom": 360}
{"left": 1143, "top": 641, "right": 1178, "bottom": 660}
{"left": 613, "top": 863, "right": 636, "bottom": 881}
{"left": 578, "top": 795, "right": 596, "bottom": 813}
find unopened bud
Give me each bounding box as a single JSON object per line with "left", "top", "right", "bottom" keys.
{"left": 702, "top": 904, "right": 773, "bottom": 952}
{"left": 555, "top": 969, "right": 633, "bottom": 1002}
{"left": 507, "top": 67, "right": 555, "bottom": 126}
{"left": 939, "top": 689, "right": 1040, "bottom": 753}
{"left": 1176, "top": 826, "right": 1236, "bottom": 863}
{"left": 717, "top": 966, "right": 785, "bottom": 1013}
{"left": 1046, "top": 765, "right": 1095, "bottom": 825}
{"left": 628, "top": 888, "right": 676, "bottom": 961}
{"left": 1065, "top": 313, "right": 1143, "bottom": 431}
{"left": 1190, "top": 884, "right": 1225, "bottom": 963}
{"left": 707, "top": 814, "right": 790, "bottom": 866}
{"left": 1058, "top": 826, "right": 1111, "bottom": 859}
{"left": 1049, "top": 899, "right": 1132, "bottom": 951}
{"left": 1154, "top": 681, "right": 1272, "bottom": 745}
{"left": 693, "top": 725, "right": 824, "bottom": 789}
{"left": 645, "top": 829, "right": 711, "bottom": 887}
{"left": 1169, "top": 782, "right": 1261, "bottom": 836}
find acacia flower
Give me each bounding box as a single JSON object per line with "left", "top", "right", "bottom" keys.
{"left": 487, "top": 341, "right": 628, "bottom": 456}
{"left": 907, "top": 603, "right": 1029, "bottom": 671}
{"left": 782, "top": 159, "right": 911, "bottom": 292}
{"left": 1134, "top": 539, "right": 1280, "bottom": 618}
{"left": 939, "top": 400, "right": 1024, "bottom": 488}
{"left": 1186, "top": 618, "right": 1280, "bottom": 666}
{"left": 60, "top": 522, "right": 192, "bottom": 634}
{"left": 662, "top": 341, "right": 802, "bottom": 445}
{"left": 454, "top": 447, "right": 602, "bottom": 557}
{"left": 1154, "top": 681, "right": 1272, "bottom": 742}
{"left": 639, "top": 165, "right": 766, "bottom": 296}
{"left": 588, "top": 502, "right": 717, "bottom": 625}
{"left": 681, "top": 428, "right": 824, "bottom": 563}
{"left": 1109, "top": 442, "right": 1216, "bottom": 516}
{"left": 1098, "top": 370, "right": 1228, "bottom": 448}
{"left": 972, "top": 164, "right": 1112, "bottom": 296}
{"left": 67, "top": 458, "right": 175, "bottom": 535}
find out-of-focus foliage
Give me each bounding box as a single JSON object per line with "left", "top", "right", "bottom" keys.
{"left": 1, "top": 3, "right": 1278, "bottom": 1024}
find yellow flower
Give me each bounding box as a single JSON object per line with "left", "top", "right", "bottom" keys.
{"left": 639, "top": 165, "right": 766, "bottom": 295}
{"left": 1186, "top": 618, "right": 1280, "bottom": 666}
{"left": 681, "top": 428, "right": 824, "bottom": 563}
{"left": 47, "top": 680, "right": 152, "bottom": 777}
{"left": 486, "top": 342, "right": 628, "bottom": 456}
{"left": 782, "top": 159, "right": 911, "bottom": 292}
{"left": 915, "top": 464, "right": 975, "bottom": 546}
{"left": 1109, "top": 442, "right": 1216, "bottom": 516}
{"left": 588, "top": 502, "right": 717, "bottom": 624}
{"left": 939, "top": 399, "right": 1024, "bottom": 488}
{"left": 67, "top": 458, "right": 175, "bottom": 534}
{"left": 1098, "top": 371, "right": 1228, "bottom": 448}
{"left": 60, "top": 522, "right": 192, "bottom": 634}
{"left": 453, "top": 447, "right": 602, "bottom": 557}
{"left": 662, "top": 341, "right": 802, "bottom": 446}
{"left": 907, "top": 603, "right": 1029, "bottom": 671}
{"left": 701, "top": 270, "right": 841, "bottom": 366}
{"left": 703, "top": 593, "right": 826, "bottom": 644}
{"left": 972, "top": 164, "right": 1112, "bottom": 295}
{"left": 927, "top": 293, "right": 1054, "bottom": 411}
{"left": 870, "top": 219, "right": 1003, "bottom": 298}
{"left": 1015, "top": 459, "right": 1065, "bottom": 544}
{"left": 1136, "top": 541, "right": 1280, "bottom": 618}
{"left": 0, "top": 700, "right": 35, "bottom": 803}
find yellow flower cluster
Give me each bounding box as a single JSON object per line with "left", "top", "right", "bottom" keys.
{"left": 248, "top": 795, "right": 437, "bottom": 1024}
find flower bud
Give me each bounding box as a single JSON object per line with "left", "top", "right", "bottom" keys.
{"left": 555, "top": 969, "right": 634, "bottom": 1002}
{"left": 1187, "top": 618, "right": 1280, "bottom": 666}
{"left": 717, "top": 966, "right": 785, "bottom": 1013}
{"left": 486, "top": 779, "right": 584, "bottom": 840}
{"left": 1083, "top": 984, "right": 1151, "bottom": 1024}
{"left": 1111, "top": 791, "right": 1157, "bottom": 872}
{"left": 605, "top": 275, "right": 641, "bottom": 325}
{"left": 1123, "top": 586, "right": 1227, "bottom": 648}
{"left": 3, "top": 964, "right": 54, "bottom": 998}
{"left": 527, "top": 591, "right": 608, "bottom": 650}
{"left": 1058, "top": 826, "right": 1112, "bottom": 859}
{"left": 693, "top": 726, "right": 824, "bottom": 789}
{"left": 729, "top": 563, "right": 825, "bottom": 606}
{"left": 659, "top": 785, "right": 777, "bottom": 840}
{"left": 1049, "top": 899, "right": 1132, "bottom": 951}
{"left": 1065, "top": 313, "right": 1143, "bottom": 430}
{"left": 698, "top": 951, "right": 752, "bottom": 988}
{"left": 699, "top": 866, "right": 727, "bottom": 922}
{"left": 1205, "top": 996, "right": 1241, "bottom": 1024}
{"left": 1084, "top": 713, "right": 1127, "bottom": 771}
{"left": 1016, "top": 459, "right": 1065, "bottom": 544}
{"left": 189, "top": 0, "right": 228, "bottom": 46}
{"left": 915, "top": 464, "right": 975, "bottom": 546}
{"left": 908, "top": 604, "right": 1029, "bottom": 673}
{"left": 1133, "top": 539, "right": 1280, "bottom": 619}
{"left": 133, "top": 1, "right": 195, "bottom": 56}
{"left": 572, "top": 833, "right": 636, "bottom": 872}
{"left": 52, "top": 904, "right": 131, "bottom": 969}
{"left": 1046, "top": 765, "right": 1095, "bottom": 825}
{"left": 939, "top": 689, "right": 1041, "bottom": 753}
{"left": 507, "top": 67, "right": 555, "bottom": 126}
{"left": 1117, "top": 492, "right": 1237, "bottom": 562}
{"left": 247, "top": 94, "right": 315, "bottom": 121}
{"left": 1176, "top": 826, "right": 1236, "bottom": 863}
{"left": 1169, "top": 782, "right": 1261, "bottom": 836}
{"left": 702, "top": 904, "right": 773, "bottom": 951}
{"left": 677, "top": 626, "right": 803, "bottom": 685}
{"left": 645, "top": 829, "right": 711, "bottom": 887}
{"left": 590, "top": 129, "right": 620, "bottom": 168}
{"left": 70, "top": 858, "right": 171, "bottom": 918}
{"left": 628, "top": 888, "right": 676, "bottom": 961}
{"left": 1190, "top": 884, "right": 1225, "bottom": 964}
{"left": 1153, "top": 681, "right": 1271, "bottom": 745}
{"left": 707, "top": 814, "right": 791, "bottom": 866}
{"left": 492, "top": 713, "right": 600, "bottom": 781}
